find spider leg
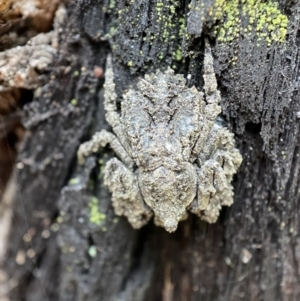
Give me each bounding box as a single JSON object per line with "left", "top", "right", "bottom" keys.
{"left": 192, "top": 42, "right": 222, "bottom": 156}
{"left": 189, "top": 123, "right": 242, "bottom": 223}
{"left": 104, "top": 55, "right": 131, "bottom": 154}
{"left": 77, "top": 129, "right": 134, "bottom": 169}
{"left": 199, "top": 124, "right": 242, "bottom": 174}
{"left": 104, "top": 157, "right": 153, "bottom": 229}
{"left": 189, "top": 160, "right": 228, "bottom": 223}
{"left": 77, "top": 56, "right": 134, "bottom": 166}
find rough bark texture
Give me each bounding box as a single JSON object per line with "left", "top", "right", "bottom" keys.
{"left": 3, "top": 1, "right": 300, "bottom": 301}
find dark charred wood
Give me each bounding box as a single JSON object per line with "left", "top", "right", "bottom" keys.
{"left": 3, "top": 1, "right": 300, "bottom": 301}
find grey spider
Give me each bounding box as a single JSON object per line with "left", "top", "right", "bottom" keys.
{"left": 77, "top": 46, "right": 242, "bottom": 233}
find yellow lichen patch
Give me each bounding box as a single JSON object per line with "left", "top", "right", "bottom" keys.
{"left": 172, "top": 17, "right": 185, "bottom": 62}
{"left": 155, "top": 0, "right": 181, "bottom": 50}
{"left": 89, "top": 196, "right": 106, "bottom": 225}
{"left": 213, "top": 0, "right": 288, "bottom": 46}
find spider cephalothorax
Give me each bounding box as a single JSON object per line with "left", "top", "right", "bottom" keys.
{"left": 78, "top": 46, "right": 242, "bottom": 232}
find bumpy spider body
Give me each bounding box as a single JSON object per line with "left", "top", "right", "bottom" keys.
{"left": 78, "top": 47, "right": 242, "bottom": 232}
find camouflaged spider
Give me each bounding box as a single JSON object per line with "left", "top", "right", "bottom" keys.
{"left": 77, "top": 45, "right": 242, "bottom": 232}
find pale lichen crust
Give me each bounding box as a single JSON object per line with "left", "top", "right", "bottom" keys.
{"left": 77, "top": 45, "right": 242, "bottom": 233}
{"left": 213, "top": 0, "right": 288, "bottom": 46}
{"left": 0, "top": 4, "right": 66, "bottom": 91}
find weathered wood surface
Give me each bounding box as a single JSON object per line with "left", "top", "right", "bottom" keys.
{"left": 3, "top": 1, "right": 300, "bottom": 300}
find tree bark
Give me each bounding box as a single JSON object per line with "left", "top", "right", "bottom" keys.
{"left": 2, "top": 1, "right": 300, "bottom": 301}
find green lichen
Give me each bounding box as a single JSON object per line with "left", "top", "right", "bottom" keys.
{"left": 89, "top": 196, "right": 106, "bottom": 225}
{"left": 213, "top": 0, "right": 288, "bottom": 46}
{"left": 109, "top": 0, "right": 116, "bottom": 10}
{"left": 173, "top": 49, "right": 183, "bottom": 61}
{"left": 98, "top": 159, "right": 105, "bottom": 179}
{"left": 155, "top": 0, "right": 181, "bottom": 47}
{"left": 109, "top": 0, "right": 185, "bottom": 70}
{"left": 73, "top": 70, "right": 79, "bottom": 77}
{"left": 69, "top": 177, "right": 80, "bottom": 185}
{"left": 70, "top": 99, "right": 77, "bottom": 106}
{"left": 88, "top": 245, "right": 97, "bottom": 258}
{"left": 56, "top": 216, "right": 63, "bottom": 223}
{"left": 172, "top": 16, "right": 185, "bottom": 63}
